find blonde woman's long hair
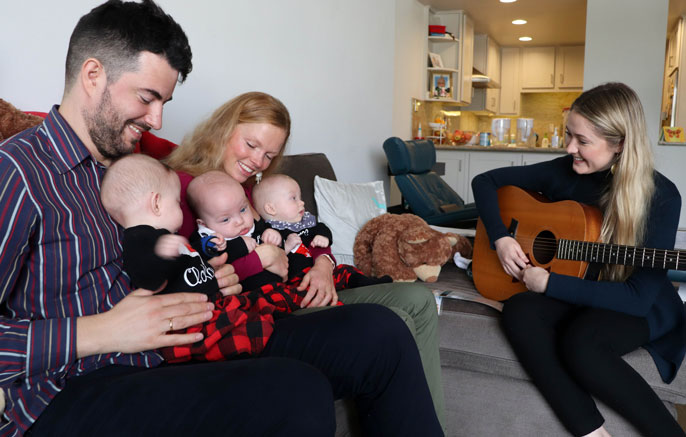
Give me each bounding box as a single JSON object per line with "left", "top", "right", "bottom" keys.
{"left": 570, "top": 82, "right": 655, "bottom": 281}
{"left": 165, "top": 91, "right": 291, "bottom": 184}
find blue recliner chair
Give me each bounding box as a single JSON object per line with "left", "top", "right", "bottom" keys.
{"left": 383, "top": 136, "right": 478, "bottom": 227}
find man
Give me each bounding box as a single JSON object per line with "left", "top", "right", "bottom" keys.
{"left": 0, "top": 1, "right": 320, "bottom": 435}
{"left": 0, "top": 2, "right": 442, "bottom": 436}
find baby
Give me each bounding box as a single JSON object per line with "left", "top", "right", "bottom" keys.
{"left": 186, "top": 172, "right": 390, "bottom": 301}
{"left": 100, "top": 154, "right": 278, "bottom": 362}
{"left": 251, "top": 174, "right": 391, "bottom": 289}
{"left": 186, "top": 170, "right": 285, "bottom": 292}
{"left": 252, "top": 174, "right": 334, "bottom": 279}
{"left": 100, "top": 154, "right": 215, "bottom": 296}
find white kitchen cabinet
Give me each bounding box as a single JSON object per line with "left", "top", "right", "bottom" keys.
{"left": 472, "top": 34, "right": 500, "bottom": 113}
{"left": 435, "top": 150, "right": 469, "bottom": 201}
{"left": 426, "top": 10, "right": 473, "bottom": 104}
{"left": 521, "top": 47, "right": 556, "bottom": 90}
{"left": 466, "top": 151, "right": 520, "bottom": 202}
{"left": 520, "top": 46, "right": 584, "bottom": 92}
{"left": 499, "top": 47, "right": 521, "bottom": 115}
{"left": 521, "top": 151, "right": 561, "bottom": 166}
{"left": 556, "top": 46, "right": 584, "bottom": 89}
{"left": 435, "top": 149, "right": 565, "bottom": 203}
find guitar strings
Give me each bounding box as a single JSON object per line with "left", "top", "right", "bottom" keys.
{"left": 503, "top": 235, "right": 686, "bottom": 269}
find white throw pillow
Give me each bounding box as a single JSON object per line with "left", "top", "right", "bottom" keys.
{"left": 314, "top": 176, "right": 387, "bottom": 266}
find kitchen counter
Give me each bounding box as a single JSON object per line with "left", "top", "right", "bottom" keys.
{"left": 436, "top": 144, "right": 567, "bottom": 153}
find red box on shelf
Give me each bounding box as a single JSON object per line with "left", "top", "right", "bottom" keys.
{"left": 429, "top": 25, "right": 446, "bottom": 34}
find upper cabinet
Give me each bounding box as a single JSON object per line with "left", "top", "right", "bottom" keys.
{"left": 520, "top": 46, "right": 584, "bottom": 92}
{"left": 499, "top": 47, "right": 521, "bottom": 115}
{"left": 556, "top": 46, "right": 584, "bottom": 89}
{"left": 462, "top": 33, "right": 501, "bottom": 113}
{"left": 521, "top": 47, "right": 556, "bottom": 89}
{"left": 425, "top": 10, "right": 474, "bottom": 104}
{"left": 474, "top": 34, "right": 501, "bottom": 113}
{"left": 473, "top": 34, "right": 501, "bottom": 84}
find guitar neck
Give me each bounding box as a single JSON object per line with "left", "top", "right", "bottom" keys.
{"left": 557, "top": 239, "right": 686, "bottom": 271}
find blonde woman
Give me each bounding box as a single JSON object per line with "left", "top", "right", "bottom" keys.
{"left": 472, "top": 82, "right": 684, "bottom": 436}
{"left": 165, "top": 91, "right": 446, "bottom": 431}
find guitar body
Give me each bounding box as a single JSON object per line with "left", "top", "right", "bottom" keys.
{"left": 473, "top": 185, "right": 603, "bottom": 301}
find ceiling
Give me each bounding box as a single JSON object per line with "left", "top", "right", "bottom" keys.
{"left": 418, "top": 0, "right": 686, "bottom": 47}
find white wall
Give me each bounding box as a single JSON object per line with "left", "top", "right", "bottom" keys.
{"left": 585, "top": 0, "right": 686, "bottom": 228}
{"left": 1, "top": 0, "right": 396, "bottom": 185}
{"left": 392, "top": 0, "right": 427, "bottom": 139}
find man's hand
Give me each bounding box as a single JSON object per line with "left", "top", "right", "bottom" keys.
{"left": 76, "top": 288, "right": 214, "bottom": 358}
{"left": 208, "top": 252, "right": 242, "bottom": 296}
{"left": 298, "top": 255, "right": 338, "bottom": 307}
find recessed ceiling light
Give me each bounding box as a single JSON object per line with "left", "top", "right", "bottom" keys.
{"left": 512, "top": 19, "right": 527, "bottom": 25}
{"left": 519, "top": 36, "right": 533, "bottom": 41}
{"left": 500, "top": 0, "right": 517, "bottom": 3}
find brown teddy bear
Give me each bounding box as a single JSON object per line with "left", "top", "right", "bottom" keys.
{"left": 0, "top": 99, "right": 44, "bottom": 141}
{"left": 353, "top": 213, "right": 472, "bottom": 283}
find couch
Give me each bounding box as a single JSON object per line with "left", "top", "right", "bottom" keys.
{"left": 3, "top": 99, "right": 684, "bottom": 435}
{"left": 278, "top": 152, "right": 686, "bottom": 437}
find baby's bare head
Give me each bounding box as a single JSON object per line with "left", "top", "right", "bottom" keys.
{"left": 101, "top": 154, "right": 176, "bottom": 225}
{"left": 187, "top": 171, "right": 247, "bottom": 223}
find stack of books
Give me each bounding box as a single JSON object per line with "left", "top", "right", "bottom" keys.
{"left": 428, "top": 25, "right": 455, "bottom": 40}
{"left": 429, "top": 25, "right": 446, "bottom": 36}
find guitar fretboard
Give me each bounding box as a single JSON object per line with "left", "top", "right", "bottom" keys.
{"left": 557, "top": 239, "right": 686, "bottom": 271}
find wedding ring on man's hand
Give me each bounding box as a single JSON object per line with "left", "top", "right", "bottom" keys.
{"left": 169, "top": 318, "right": 174, "bottom": 331}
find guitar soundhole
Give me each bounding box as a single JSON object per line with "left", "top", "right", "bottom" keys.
{"left": 532, "top": 230, "right": 556, "bottom": 265}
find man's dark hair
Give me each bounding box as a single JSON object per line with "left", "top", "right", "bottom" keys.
{"left": 65, "top": 0, "right": 192, "bottom": 90}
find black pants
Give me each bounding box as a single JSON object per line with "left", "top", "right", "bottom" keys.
{"left": 502, "top": 291, "right": 684, "bottom": 437}
{"left": 28, "top": 304, "right": 442, "bottom": 436}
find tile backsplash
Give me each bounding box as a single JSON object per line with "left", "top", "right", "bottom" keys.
{"left": 413, "top": 91, "right": 581, "bottom": 145}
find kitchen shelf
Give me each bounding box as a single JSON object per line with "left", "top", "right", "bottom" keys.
{"left": 425, "top": 98, "right": 459, "bottom": 103}
{"left": 429, "top": 35, "right": 458, "bottom": 43}
{"left": 424, "top": 10, "right": 473, "bottom": 105}
{"left": 428, "top": 67, "right": 459, "bottom": 73}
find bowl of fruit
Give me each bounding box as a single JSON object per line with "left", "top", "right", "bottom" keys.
{"left": 452, "top": 130, "right": 474, "bottom": 145}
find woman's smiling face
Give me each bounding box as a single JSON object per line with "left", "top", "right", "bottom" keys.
{"left": 222, "top": 122, "right": 287, "bottom": 183}
{"left": 565, "top": 111, "right": 622, "bottom": 174}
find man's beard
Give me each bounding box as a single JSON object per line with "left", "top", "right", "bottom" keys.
{"left": 83, "top": 88, "right": 143, "bottom": 161}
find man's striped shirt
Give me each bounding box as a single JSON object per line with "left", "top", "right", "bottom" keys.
{"left": 0, "top": 107, "right": 162, "bottom": 436}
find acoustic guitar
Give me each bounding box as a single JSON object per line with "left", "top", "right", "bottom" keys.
{"left": 472, "top": 185, "right": 686, "bottom": 301}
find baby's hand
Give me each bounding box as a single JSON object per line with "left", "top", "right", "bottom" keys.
{"left": 284, "top": 233, "right": 302, "bottom": 253}
{"left": 211, "top": 233, "right": 227, "bottom": 252}
{"left": 261, "top": 228, "right": 282, "bottom": 246}
{"left": 241, "top": 236, "right": 258, "bottom": 252}
{"left": 311, "top": 235, "right": 330, "bottom": 248}
{"left": 155, "top": 234, "right": 189, "bottom": 259}
{"left": 200, "top": 234, "right": 226, "bottom": 257}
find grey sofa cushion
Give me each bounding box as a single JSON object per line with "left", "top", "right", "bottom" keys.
{"left": 276, "top": 153, "right": 337, "bottom": 216}
{"left": 435, "top": 263, "right": 686, "bottom": 404}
